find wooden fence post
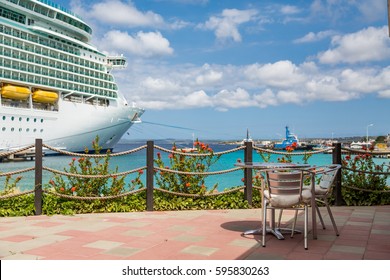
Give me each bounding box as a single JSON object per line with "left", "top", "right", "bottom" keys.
{"left": 146, "top": 140, "right": 154, "bottom": 211}
{"left": 244, "top": 141, "right": 253, "bottom": 205}
{"left": 34, "top": 139, "right": 43, "bottom": 215}
{"left": 332, "top": 143, "right": 343, "bottom": 206}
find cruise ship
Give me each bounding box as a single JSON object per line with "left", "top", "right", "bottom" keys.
{"left": 0, "top": 0, "right": 144, "bottom": 153}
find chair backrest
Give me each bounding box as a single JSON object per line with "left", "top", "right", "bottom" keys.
{"left": 266, "top": 170, "right": 304, "bottom": 197}
{"left": 318, "top": 164, "right": 341, "bottom": 189}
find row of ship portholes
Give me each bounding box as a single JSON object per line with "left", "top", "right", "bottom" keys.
{"left": 1, "top": 127, "right": 44, "bottom": 133}
{"left": 2, "top": 116, "right": 44, "bottom": 123}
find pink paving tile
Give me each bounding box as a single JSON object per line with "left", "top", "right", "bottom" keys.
{"left": 32, "top": 221, "right": 64, "bottom": 227}
{"left": 26, "top": 216, "right": 51, "bottom": 221}
{"left": 333, "top": 238, "right": 368, "bottom": 247}
{"left": 366, "top": 243, "right": 390, "bottom": 253}
{"left": 286, "top": 252, "right": 324, "bottom": 260}
{"left": 349, "top": 217, "right": 373, "bottom": 222}
{"left": 324, "top": 252, "right": 364, "bottom": 260}
{"left": 103, "top": 217, "right": 134, "bottom": 223}
{"left": 363, "top": 251, "right": 390, "bottom": 260}
{"left": 0, "top": 235, "right": 36, "bottom": 242}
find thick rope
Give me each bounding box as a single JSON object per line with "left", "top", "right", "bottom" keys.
{"left": 341, "top": 147, "right": 390, "bottom": 155}
{"left": 0, "top": 189, "right": 35, "bottom": 200}
{"left": 155, "top": 186, "right": 246, "bottom": 198}
{"left": 343, "top": 166, "right": 390, "bottom": 175}
{"left": 154, "top": 166, "right": 242, "bottom": 176}
{"left": 0, "top": 144, "right": 36, "bottom": 157}
{"left": 253, "top": 146, "right": 334, "bottom": 155}
{"left": 154, "top": 145, "right": 245, "bottom": 157}
{"left": 42, "top": 144, "right": 147, "bottom": 157}
{"left": 43, "top": 166, "right": 146, "bottom": 178}
{"left": 343, "top": 185, "right": 390, "bottom": 193}
{"left": 43, "top": 187, "right": 146, "bottom": 200}
{"left": 0, "top": 167, "right": 35, "bottom": 177}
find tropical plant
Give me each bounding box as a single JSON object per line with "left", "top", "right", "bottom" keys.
{"left": 154, "top": 140, "right": 221, "bottom": 195}
{"left": 46, "top": 136, "right": 144, "bottom": 197}
{"left": 341, "top": 153, "right": 389, "bottom": 205}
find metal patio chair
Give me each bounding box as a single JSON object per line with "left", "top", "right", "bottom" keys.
{"left": 262, "top": 169, "right": 312, "bottom": 249}
{"left": 311, "top": 164, "right": 341, "bottom": 236}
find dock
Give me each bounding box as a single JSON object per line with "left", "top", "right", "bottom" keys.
{"left": 0, "top": 148, "right": 41, "bottom": 162}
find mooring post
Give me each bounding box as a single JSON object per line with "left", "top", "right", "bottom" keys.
{"left": 244, "top": 141, "right": 253, "bottom": 205}
{"left": 332, "top": 143, "right": 343, "bottom": 206}
{"left": 34, "top": 139, "right": 43, "bottom": 215}
{"left": 146, "top": 140, "right": 154, "bottom": 211}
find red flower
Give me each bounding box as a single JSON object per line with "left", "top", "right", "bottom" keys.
{"left": 71, "top": 186, "right": 77, "bottom": 192}
{"left": 157, "top": 152, "right": 161, "bottom": 159}
{"left": 185, "top": 182, "right": 191, "bottom": 187}
{"left": 138, "top": 170, "right": 144, "bottom": 175}
{"left": 237, "top": 159, "right": 242, "bottom": 163}
{"left": 60, "top": 187, "right": 65, "bottom": 192}
{"left": 345, "top": 155, "right": 351, "bottom": 161}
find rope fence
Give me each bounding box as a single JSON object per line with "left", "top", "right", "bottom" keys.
{"left": 0, "top": 139, "right": 389, "bottom": 214}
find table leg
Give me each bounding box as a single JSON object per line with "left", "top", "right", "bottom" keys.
{"left": 311, "top": 173, "right": 317, "bottom": 239}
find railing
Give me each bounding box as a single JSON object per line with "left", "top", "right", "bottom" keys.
{"left": 0, "top": 140, "right": 389, "bottom": 215}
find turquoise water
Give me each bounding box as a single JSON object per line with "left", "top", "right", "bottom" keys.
{"left": 1, "top": 142, "right": 388, "bottom": 192}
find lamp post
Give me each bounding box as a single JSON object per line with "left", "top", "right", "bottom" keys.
{"left": 366, "top": 124, "right": 373, "bottom": 148}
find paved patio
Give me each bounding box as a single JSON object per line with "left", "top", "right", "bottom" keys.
{"left": 0, "top": 206, "right": 389, "bottom": 260}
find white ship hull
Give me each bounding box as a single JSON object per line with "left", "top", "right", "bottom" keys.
{"left": 0, "top": 98, "right": 143, "bottom": 152}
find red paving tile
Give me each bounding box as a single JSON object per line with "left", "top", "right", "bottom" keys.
{"left": 0, "top": 235, "right": 36, "bottom": 242}
{"left": 0, "top": 206, "right": 389, "bottom": 260}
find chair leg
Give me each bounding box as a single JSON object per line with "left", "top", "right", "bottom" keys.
{"left": 304, "top": 204, "right": 308, "bottom": 250}
{"left": 262, "top": 203, "right": 267, "bottom": 247}
{"left": 277, "top": 209, "right": 283, "bottom": 228}
{"left": 291, "top": 210, "right": 298, "bottom": 238}
{"left": 316, "top": 204, "right": 326, "bottom": 229}
{"left": 324, "top": 199, "right": 339, "bottom": 236}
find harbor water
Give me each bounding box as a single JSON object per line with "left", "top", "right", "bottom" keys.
{"left": 1, "top": 141, "right": 389, "bottom": 192}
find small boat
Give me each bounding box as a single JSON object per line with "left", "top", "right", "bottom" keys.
{"left": 32, "top": 90, "right": 59, "bottom": 103}
{"left": 1, "top": 84, "right": 31, "bottom": 100}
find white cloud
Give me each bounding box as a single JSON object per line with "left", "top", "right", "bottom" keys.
{"left": 199, "top": 9, "right": 258, "bottom": 42}
{"left": 318, "top": 26, "right": 390, "bottom": 64}
{"left": 177, "top": 90, "right": 213, "bottom": 108}
{"left": 378, "top": 90, "right": 390, "bottom": 98}
{"left": 356, "top": 0, "right": 387, "bottom": 22}
{"left": 213, "top": 88, "right": 253, "bottom": 109}
{"left": 195, "top": 68, "right": 223, "bottom": 85}
{"left": 88, "top": 0, "right": 164, "bottom": 27}
{"left": 141, "top": 77, "right": 181, "bottom": 93}
{"left": 294, "top": 30, "right": 337, "bottom": 43}
{"left": 280, "top": 5, "right": 300, "bottom": 15}
{"left": 244, "top": 61, "right": 306, "bottom": 88}
{"left": 101, "top": 30, "right": 173, "bottom": 57}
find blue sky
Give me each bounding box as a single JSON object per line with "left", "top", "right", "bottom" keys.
{"left": 58, "top": 0, "right": 389, "bottom": 140}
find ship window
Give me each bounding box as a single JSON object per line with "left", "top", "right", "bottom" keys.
{"left": 2, "top": 127, "right": 5, "bottom": 131}
{"left": 11, "top": 127, "right": 14, "bottom": 132}
{"left": 19, "top": 117, "right": 22, "bottom": 121}
{"left": 34, "top": 118, "right": 37, "bottom": 122}
{"left": 19, "top": 128, "right": 22, "bottom": 132}
{"left": 26, "top": 128, "right": 30, "bottom": 132}
{"left": 27, "top": 118, "right": 30, "bottom": 122}
{"left": 41, "top": 119, "right": 43, "bottom": 123}
{"left": 11, "top": 116, "right": 14, "bottom": 121}
{"left": 40, "top": 129, "right": 43, "bottom": 133}
{"left": 2, "top": 116, "right": 5, "bottom": 120}
{"left": 33, "top": 128, "right": 37, "bottom": 132}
